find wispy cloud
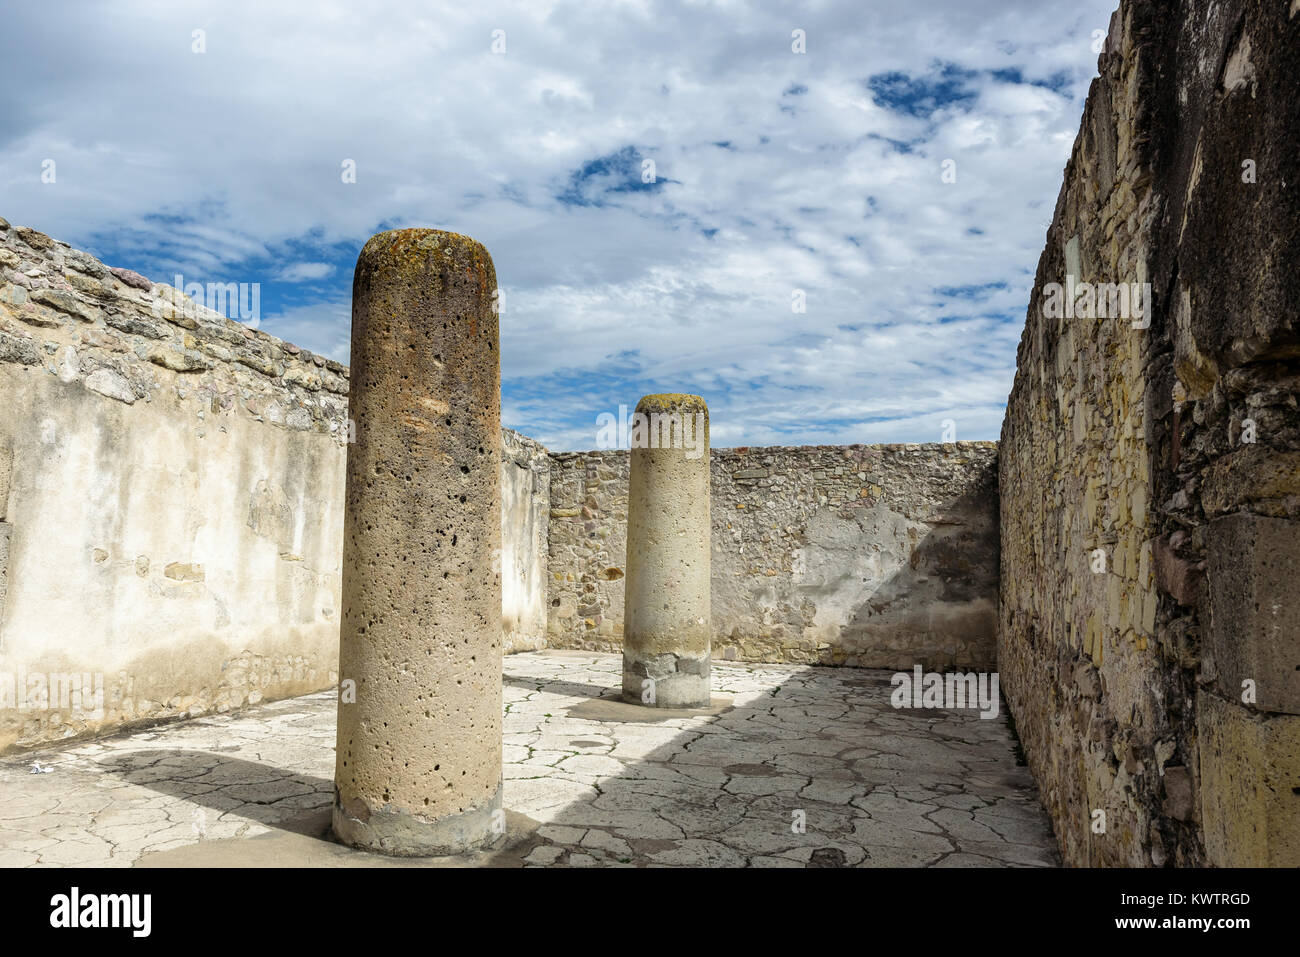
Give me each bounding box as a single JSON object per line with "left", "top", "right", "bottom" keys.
{"left": 279, "top": 262, "right": 335, "bottom": 282}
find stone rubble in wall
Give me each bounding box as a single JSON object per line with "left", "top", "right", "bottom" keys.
{"left": 502, "top": 427, "right": 551, "bottom": 471}
{"left": 0, "top": 215, "right": 351, "bottom": 442}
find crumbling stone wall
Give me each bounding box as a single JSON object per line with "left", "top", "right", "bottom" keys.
{"left": 549, "top": 442, "right": 999, "bottom": 669}
{"left": 999, "top": 0, "right": 1299, "bottom": 867}
{"left": 0, "top": 218, "right": 551, "bottom": 752}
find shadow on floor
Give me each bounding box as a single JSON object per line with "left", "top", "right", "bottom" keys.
{"left": 95, "top": 651, "right": 1056, "bottom": 868}
{"left": 97, "top": 750, "right": 543, "bottom": 868}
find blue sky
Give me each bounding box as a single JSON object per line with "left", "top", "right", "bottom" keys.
{"left": 0, "top": 0, "right": 1117, "bottom": 450}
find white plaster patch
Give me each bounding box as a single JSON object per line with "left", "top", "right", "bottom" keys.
{"left": 1222, "top": 33, "right": 1257, "bottom": 96}
{"left": 1063, "top": 234, "right": 1083, "bottom": 284}
{"left": 84, "top": 369, "right": 135, "bottom": 405}
{"left": 56, "top": 346, "right": 78, "bottom": 384}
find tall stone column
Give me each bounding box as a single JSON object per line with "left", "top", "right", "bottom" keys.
{"left": 622, "top": 394, "right": 712, "bottom": 708}
{"left": 334, "top": 229, "right": 502, "bottom": 856}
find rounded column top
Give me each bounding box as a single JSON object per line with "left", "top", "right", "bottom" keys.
{"left": 635, "top": 393, "right": 709, "bottom": 415}
{"left": 355, "top": 228, "right": 496, "bottom": 287}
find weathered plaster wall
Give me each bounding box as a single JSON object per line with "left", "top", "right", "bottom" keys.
{"left": 999, "top": 0, "right": 1300, "bottom": 867}
{"left": 501, "top": 430, "right": 550, "bottom": 654}
{"left": 0, "top": 217, "right": 552, "bottom": 752}
{"left": 0, "top": 217, "right": 350, "bottom": 752}
{"left": 548, "top": 442, "right": 999, "bottom": 669}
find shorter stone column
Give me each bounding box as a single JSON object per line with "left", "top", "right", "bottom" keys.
{"left": 621, "top": 394, "right": 711, "bottom": 707}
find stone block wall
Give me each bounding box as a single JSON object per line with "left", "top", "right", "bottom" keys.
{"left": 0, "top": 217, "right": 552, "bottom": 752}
{"left": 999, "top": 0, "right": 1300, "bottom": 867}
{"left": 546, "top": 449, "right": 628, "bottom": 652}
{"left": 548, "top": 442, "right": 999, "bottom": 669}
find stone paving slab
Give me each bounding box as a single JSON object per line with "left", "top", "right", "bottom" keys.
{"left": 0, "top": 651, "right": 1059, "bottom": 867}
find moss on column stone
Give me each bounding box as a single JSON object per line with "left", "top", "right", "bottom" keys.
{"left": 333, "top": 229, "right": 503, "bottom": 856}
{"left": 621, "top": 393, "right": 712, "bottom": 708}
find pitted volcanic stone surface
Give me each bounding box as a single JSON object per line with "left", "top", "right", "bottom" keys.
{"left": 335, "top": 229, "right": 503, "bottom": 851}
{"left": 623, "top": 394, "right": 712, "bottom": 707}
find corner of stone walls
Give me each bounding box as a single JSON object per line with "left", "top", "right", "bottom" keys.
{"left": 547, "top": 442, "right": 1001, "bottom": 669}
{"left": 0, "top": 213, "right": 563, "bottom": 753}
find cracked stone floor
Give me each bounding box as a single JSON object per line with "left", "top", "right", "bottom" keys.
{"left": 0, "top": 650, "right": 1059, "bottom": 868}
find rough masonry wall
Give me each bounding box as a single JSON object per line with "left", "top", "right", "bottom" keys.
{"left": 999, "top": 0, "right": 1300, "bottom": 867}
{"left": 0, "top": 217, "right": 551, "bottom": 752}
{"left": 548, "top": 442, "right": 999, "bottom": 669}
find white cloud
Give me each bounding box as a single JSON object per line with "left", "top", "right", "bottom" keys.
{"left": 0, "top": 0, "right": 1119, "bottom": 449}
{"left": 279, "top": 262, "right": 335, "bottom": 282}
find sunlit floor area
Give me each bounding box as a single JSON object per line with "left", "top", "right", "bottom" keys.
{"left": 0, "top": 651, "right": 1058, "bottom": 868}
